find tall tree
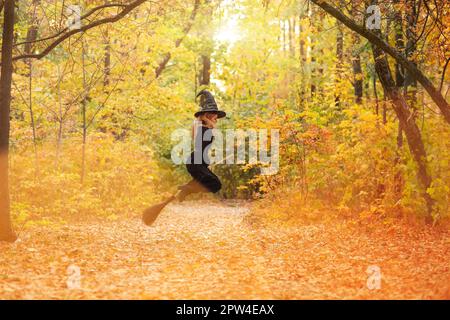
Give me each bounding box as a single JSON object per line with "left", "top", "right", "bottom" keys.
{"left": 298, "top": 14, "right": 307, "bottom": 103}
{"left": 25, "top": 0, "right": 40, "bottom": 175}
{"left": 288, "top": 17, "right": 295, "bottom": 57}
{"left": 80, "top": 39, "right": 88, "bottom": 184}
{"left": 198, "top": 0, "right": 214, "bottom": 86}
{"left": 393, "top": 0, "right": 406, "bottom": 200}
{"left": 393, "top": 0, "right": 405, "bottom": 88}
{"left": 335, "top": 13, "right": 344, "bottom": 107}
{"left": 350, "top": 3, "right": 363, "bottom": 104}
{"left": 103, "top": 0, "right": 111, "bottom": 87}
{"left": 0, "top": 0, "right": 17, "bottom": 242}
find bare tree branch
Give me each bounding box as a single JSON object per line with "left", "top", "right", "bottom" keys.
{"left": 8, "top": 0, "right": 149, "bottom": 63}
{"left": 13, "top": 3, "right": 130, "bottom": 48}
{"left": 155, "top": 0, "right": 200, "bottom": 78}
{"left": 423, "top": 0, "right": 447, "bottom": 42}
{"left": 310, "top": 0, "right": 450, "bottom": 125}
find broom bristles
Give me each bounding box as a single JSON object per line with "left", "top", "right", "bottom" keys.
{"left": 142, "top": 195, "right": 175, "bottom": 226}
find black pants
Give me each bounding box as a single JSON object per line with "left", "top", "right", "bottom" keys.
{"left": 185, "top": 163, "right": 222, "bottom": 194}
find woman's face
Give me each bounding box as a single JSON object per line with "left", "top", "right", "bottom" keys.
{"left": 204, "top": 113, "right": 218, "bottom": 125}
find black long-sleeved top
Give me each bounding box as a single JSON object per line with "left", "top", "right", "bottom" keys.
{"left": 188, "top": 125, "right": 214, "bottom": 166}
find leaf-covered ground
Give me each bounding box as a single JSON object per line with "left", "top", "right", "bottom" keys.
{"left": 1, "top": 200, "right": 449, "bottom": 299}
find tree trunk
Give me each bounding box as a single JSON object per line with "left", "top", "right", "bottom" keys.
{"left": 349, "top": 2, "right": 363, "bottom": 105}
{"left": 394, "top": 122, "right": 405, "bottom": 202}
{"left": 199, "top": 54, "right": 211, "bottom": 86}
{"left": 335, "top": 15, "right": 344, "bottom": 108}
{"left": 56, "top": 64, "right": 64, "bottom": 163}
{"left": 352, "top": 46, "right": 363, "bottom": 104}
{"left": 155, "top": 52, "right": 171, "bottom": 79}
{"left": 405, "top": 0, "right": 418, "bottom": 103}
{"left": 298, "top": 16, "right": 306, "bottom": 103}
{"left": 393, "top": 0, "right": 405, "bottom": 88}
{"left": 299, "top": 16, "right": 305, "bottom": 64}
{"left": 198, "top": 0, "right": 213, "bottom": 87}
{"left": 103, "top": 0, "right": 111, "bottom": 86}
{"left": 373, "top": 74, "right": 379, "bottom": 116}
{"left": 392, "top": 0, "right": 405, "bottom": 199}
{"left": 288, "top": 17, "right": 295, "bottom": 57}
{"left": 372, "top": 44, "right": 434, "bottom": 221}
{"left": 26, "top": 0, "right": 40, "bottom": 176}
{"left": 0, "top": 0, "right": 17, "bottom": 242}
{"left": 81, "top": 40, "right": 88, "bottom": 184}
{"left": 103, "top": 29, "right": 111, "bottom": 86}
{"left": 310, "top": 15, "right": 317, "bottom": 97}
{"left": 310, "top": 6, "right": 324, "bottom": 97}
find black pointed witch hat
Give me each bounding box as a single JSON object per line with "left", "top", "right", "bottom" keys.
{"left": 194, "top": 90, "right": 226, "bottom": 118}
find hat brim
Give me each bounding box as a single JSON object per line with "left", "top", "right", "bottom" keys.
{"left": 194, "top": 110, "right": 226, "bottom": 119}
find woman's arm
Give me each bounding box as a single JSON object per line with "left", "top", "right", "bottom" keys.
{"left": 192, "top": 117, "right": 202, "bottom": 140}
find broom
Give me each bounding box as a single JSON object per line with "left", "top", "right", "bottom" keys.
{"left": 142, "top": 194, "right": 176, "bottom": 226}
{"left": 142, "top": 154, "right": 231, "bottom": 226}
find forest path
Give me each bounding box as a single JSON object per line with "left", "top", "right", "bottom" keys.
{"left": 0, "top": 200, "right": 449, "bottom": 299}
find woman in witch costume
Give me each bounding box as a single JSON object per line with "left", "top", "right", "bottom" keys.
{"left": 176, "top": 89, "right": 226, "bottom": 200}
{"left": 143, "top": 90, "right": 226, "bottom": 226}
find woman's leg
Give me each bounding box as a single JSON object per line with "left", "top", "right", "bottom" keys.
{"left": 188, "top": 164, "right": 221, "bottom": 193}
{"left": 174, "top": 180, "right": 202, "bottom": 202}
{"left": 196, "top": 166, "right": 221, "bottom": 193}
{"left": 176, "top": 165, "right": 222, "bottom": 201}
